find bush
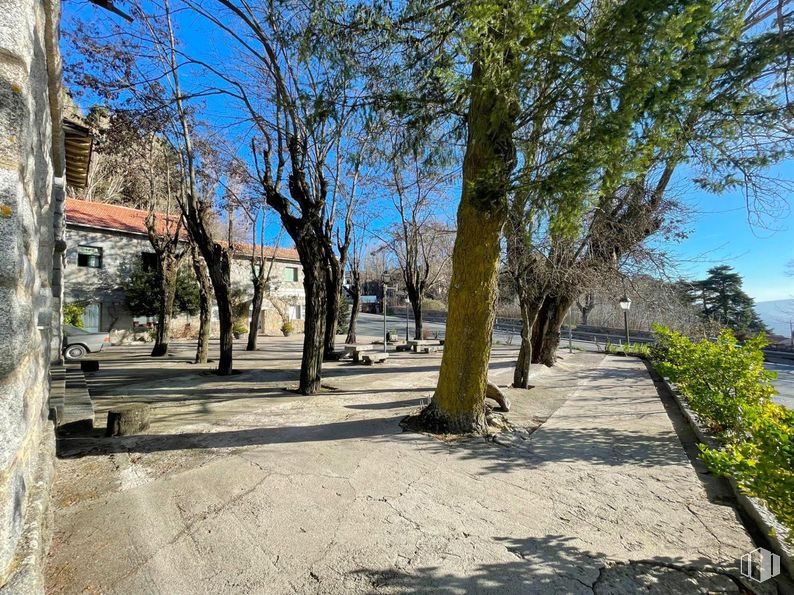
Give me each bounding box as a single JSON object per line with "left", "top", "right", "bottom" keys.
{"left": 281, "top": 320, "right": 294, "bottom": 336}
{"left": 651, "top": 326, "right": 792, "bottom": 542}
{"left": 700, "top": 403, "right": 794, "bottom": 543}
{"left": 232, "top": 320, "right": 248, "bottom": 335}
{"left": 604, "top": 340, "right": 650, "bottom": 358}
{"left": 337, "top": 300, "right": 351, "bottom": 334}
{"left": 653, "top": 327, "right": 775, "bottom": 436}
{"left": 64, "top": 302, "right": 85, "bottom": 328}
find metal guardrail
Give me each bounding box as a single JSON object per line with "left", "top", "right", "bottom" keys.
{"left": 389, "top": 310, "right": 794, "bottom": 362}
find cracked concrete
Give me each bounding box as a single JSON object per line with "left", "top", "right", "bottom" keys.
{"left": 45, "top": 339, "right": 787, "bottom": 593}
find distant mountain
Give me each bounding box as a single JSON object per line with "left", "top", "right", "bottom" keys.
{"left": 755, "top": 299, "right": 794, "bottom": 336}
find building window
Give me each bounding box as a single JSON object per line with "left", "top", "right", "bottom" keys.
{"left": 283, "top": 266, "right": 298, "bottom": 282}
{"left": 83, "top": 303, "right": 101, "bottom": 332}
{"left": 77, "top": 245, "right": 103, "bottom": 268}
{"left": 288, "top": 304, "right": 303, "bottom": 320}
{"left": 141, "top": 251, "right": 158, "bottom": 271}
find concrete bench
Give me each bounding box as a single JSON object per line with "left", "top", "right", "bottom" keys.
{"left": 408, "top": 340, "right": 442, "bottom": 354}
{"left": 407, "top": 339, "right": 442, "bottom": 353}
{"left": 418, "top": 345, "right": 442, "bottom": 354}
{"left": 395, "top": 343, "right": 412, "bottom": 353}
{"left": 361, "top": 352, "right": 389, "bottom": 365}
{"left": 343, "top": 344, "right": 376, "bottom": 363}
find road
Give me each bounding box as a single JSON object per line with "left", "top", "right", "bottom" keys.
{"left": 354, "top": 313, "right": 794, "bottom": 410}
{"left": 767, "top": 362, "right": 794, "bottom": 410}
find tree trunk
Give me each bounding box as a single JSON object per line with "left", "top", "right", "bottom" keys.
{"left": 532, "top": 293, "right": 575, "bottom": 366}
{"left": 324, "top": 261, "right": 342, "bottom": 359}
{"left": 151, "top": 255, "right": 179, "bottom": 357}
{"left": 204, "top": 245, "right": 233, "bottom": 375}
{"left": 411, "top": 292, "right": 423, "bottom": 340}
{"left": 346, "top": 276, "right": 360, "bottom": 345}
{"left": 422, "top": 57, "right": 517, "bottom": 434}
{"left": 513, "top": 294, "right": 544, "bottom": 388}
{"left": 299, "top": 252, "right": 326, "bottom": 395}
{"left": 247, "top": 278, "right": 264, "bottom": 351}
{"left": 191, "top": 244, "right": 211, "bottom": 364}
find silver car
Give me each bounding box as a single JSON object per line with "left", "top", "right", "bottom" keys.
{"left": 62, "top": 324, "right": 109, "bottom": 360}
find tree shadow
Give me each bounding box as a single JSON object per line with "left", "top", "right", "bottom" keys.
{"left": 348, "top": 534, "right": 764, "bottom": 594}
{"left": 57, "top": 415, "right": 405, "bottom": 458}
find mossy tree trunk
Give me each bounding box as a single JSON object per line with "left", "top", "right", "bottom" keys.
{"left": 421, "top": 58, "right": 518, "bottom": 434}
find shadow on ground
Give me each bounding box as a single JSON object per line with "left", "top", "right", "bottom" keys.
{"left": 349, "top": 534, "right": 763, "bottom": 594}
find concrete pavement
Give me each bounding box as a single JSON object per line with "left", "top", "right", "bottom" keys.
{"left": 46, "top": 341, "right": 784, "bottom": 593}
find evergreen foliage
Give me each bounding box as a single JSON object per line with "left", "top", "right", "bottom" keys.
{"left": 122, "top": 258, "right": 199, "bottom": 318}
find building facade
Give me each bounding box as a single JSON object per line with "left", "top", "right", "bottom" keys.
{"left": 64, "top": 198, "right": 306, "bottom": 339}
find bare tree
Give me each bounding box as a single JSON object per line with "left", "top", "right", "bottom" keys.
{"left": 177, "top": 0, "right": 365, "bottom": 393}
{"left": 376, "top": 147, "right": 453, "bottom": 339}
{"left": 244, "top": 205, "right": 282, "bottom": 351}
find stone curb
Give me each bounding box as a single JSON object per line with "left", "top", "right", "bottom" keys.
{"left": 659, "top": 376, "right": 794, "bottom": 580}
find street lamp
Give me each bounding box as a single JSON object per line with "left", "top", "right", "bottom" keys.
{"left": 382, "top": 272, "right": 391, "bottom": 352}
{"left": 619, "top": 295, "right": 631, "bottom": 347}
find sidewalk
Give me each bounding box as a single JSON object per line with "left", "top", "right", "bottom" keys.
{"left": 46, "top": 352, "right": 779, "bottom": 593}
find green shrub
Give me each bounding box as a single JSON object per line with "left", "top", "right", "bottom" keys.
{"left": 604, "top": 341, "right": 650, "bottom": 357}
{"left": 652, "top": 326, "right": 792, "bottom": 543}
{"left": 232, "top": 320, "right": 248, "bottom": 335}
{"left": 337, "top": 300, "right": 351, "bottom": 334}
{"left": 281, "top": 320, "right": 294, "bottom": 336}
{"left": 700, "top": 403, "right": 794, "bottom": 542}
{"left": 653, "top": 327, "right": 775, "bottom": 436}
{"left": 64, "top": 302, "right": 85, "bottom": 328}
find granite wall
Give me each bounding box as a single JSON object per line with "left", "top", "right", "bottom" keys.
{"left": 0, "top": 0, "right": 63, "bottom": 589}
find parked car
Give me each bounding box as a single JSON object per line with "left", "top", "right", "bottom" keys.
{"left": 62, "top": 324, "right": 109, "bottom": 360}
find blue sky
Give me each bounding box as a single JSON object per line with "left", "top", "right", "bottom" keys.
{"left": 669, "top": 164, "right": 794, "bottom": 304}
{"left": 67, "top": 2, "right": 793, "bottom": 307}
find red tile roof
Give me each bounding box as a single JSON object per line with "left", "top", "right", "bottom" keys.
{"left": 65, "top": 198, "right": 301, "bottom": 262}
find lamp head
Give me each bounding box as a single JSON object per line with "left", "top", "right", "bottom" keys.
{"left": 619, "top": 295, "right": 632, "bottom": 311}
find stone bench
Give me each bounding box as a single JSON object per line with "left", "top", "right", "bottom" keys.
{"left": 407, "top": 339, "right": 442, "bottom": 353}
{"left": 343, "top": 344, "right": 377, "bottom": 363}
{"left": 361, "top": 353, "right": 389, "bottom": 365}
{"left": 418, "top": 345, "right": 442, "bottom": 354}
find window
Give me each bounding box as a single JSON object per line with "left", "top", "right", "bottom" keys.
{"left": 283, "top": 266, "right": 299, "bottom": 282}
{"left": 77, "top": 245, "right": 103, "bottom": 268}
{"left": 141, "top": 252, "right": 158, "bottom": 271}
{"left": 288, "top": 305, "right": 303, "bottom": 320}
{"left": 83, "top": 303, "right": 101, "bottom": 332}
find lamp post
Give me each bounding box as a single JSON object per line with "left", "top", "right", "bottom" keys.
{"left": 382, "top": 272, "right": 391, "bottom": 352}
{"left": 619, "top": 295, "right": 631, "bottom": 347}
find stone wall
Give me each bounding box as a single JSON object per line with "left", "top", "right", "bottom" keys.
{"left": 0, "top": 0, "right": 62, "bottom": 589}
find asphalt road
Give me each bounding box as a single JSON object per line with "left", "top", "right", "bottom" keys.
{"left": 353, "top": 313, "right": 794, "bottom": 410}
{"left": 767, "top": 362, "right": 794, "bottom": 410}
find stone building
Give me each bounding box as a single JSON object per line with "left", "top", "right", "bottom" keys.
{"left": 0, "top": 0, "right": 69, "bottom": 589}
{"left": 64, "top": 198, "right": 306, "bottom": 339}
